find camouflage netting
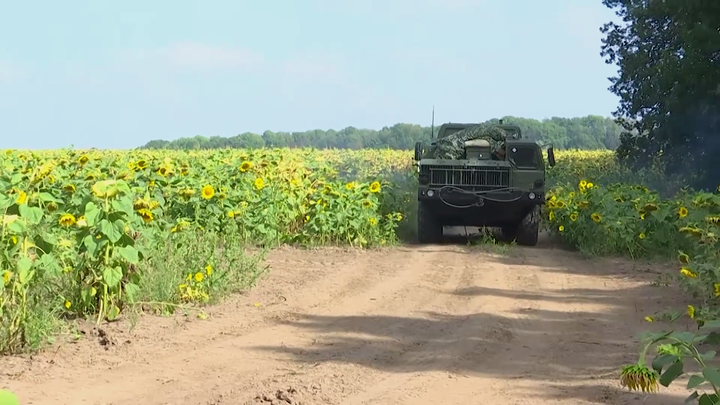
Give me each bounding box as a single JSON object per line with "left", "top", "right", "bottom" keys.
{"left": 431, "top": 123, "right": 508, "bottom": 160}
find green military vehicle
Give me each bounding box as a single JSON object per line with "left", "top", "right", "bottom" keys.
{"left": 413, "top": 119, "right": 556, "bottom": 246}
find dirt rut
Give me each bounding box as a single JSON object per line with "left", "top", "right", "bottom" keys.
{"left": 1, "top": 239, "right": 691, "bottom": 404}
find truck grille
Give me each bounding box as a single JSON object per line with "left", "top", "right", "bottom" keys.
{"left": 420, "top": 165, "right": 510, "bottom": 189}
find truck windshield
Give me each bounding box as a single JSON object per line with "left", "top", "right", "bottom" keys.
{"left": 509, "top": 146, "right": 540, "bottom": 169}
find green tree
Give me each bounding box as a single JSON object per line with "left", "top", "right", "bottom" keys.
{"left": 600, "top": 0, "right": 720, "bottom": 191}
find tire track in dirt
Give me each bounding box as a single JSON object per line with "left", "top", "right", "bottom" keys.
{"left": 1, "top": 241, "right": 692, "bottom": 405}
{"left": 327, "top": 244, "right": 690, "bottom": 405}
{"left": 337, "top": 250, "right": 516, "bottom": 405}
{"left": 209, "top": 245, "right": 483, "bottom": 405}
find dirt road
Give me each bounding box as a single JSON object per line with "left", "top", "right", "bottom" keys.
{"left": 1, "top": 235, "right": 691, "bottom": 404}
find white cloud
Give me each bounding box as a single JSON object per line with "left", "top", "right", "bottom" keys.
{"left": 281, "top": 53, "right": 347, "bottom": 80}
{"left": 161, "top": 42, "right": 264, "bottom": 70}
{"left": 113, "top": 41, "right": 265, "bottom": 72}
{"left": 108, "top": 41, "right": 353, "bottom": 82}
{"left": 0, "top": 60, "right": 27, "bottom": 83}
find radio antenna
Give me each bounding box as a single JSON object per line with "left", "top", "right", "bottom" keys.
{"left": 431, "top": 105, "right": 435, "bottom": 139}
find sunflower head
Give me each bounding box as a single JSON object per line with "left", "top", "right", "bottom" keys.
{"left": 201, "top": 185, "right": 215, "bottom": 199}
{"left": 619, "top": 364, "right": 659, "bottom": 393}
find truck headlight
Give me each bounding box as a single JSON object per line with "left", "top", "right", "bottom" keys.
{"left": 528, "top": 192, "right": 536, "bottom": 200}
{"left": 427, "top": 190, "right": 435, "bottom": 197}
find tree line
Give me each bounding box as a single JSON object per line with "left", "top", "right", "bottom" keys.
{"left": 139, "top": 115, "right": 624, "bottom": 151}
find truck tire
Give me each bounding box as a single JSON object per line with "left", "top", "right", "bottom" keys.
{"left": 500, "top": 226, "right": 517, "bottom": 242}
{"left": 417, "top": 201, "right": 442, "bottom": 244}
{"left": 515, "top": 206, "right": 540, "bottom": 247}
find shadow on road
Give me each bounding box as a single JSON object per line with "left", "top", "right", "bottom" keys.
{"left": 251, "top": 250, "right": 690, "bottom": 403}
{"left": 406, "top": 226, "right": 578, "bottom": 251}
{"left": 408, "top": 227, "right": 674, "bottom": 283}
{"left": 531, "top": 383, "right": 686, "bottom": 405}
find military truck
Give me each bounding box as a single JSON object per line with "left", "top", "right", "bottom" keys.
{"left": 413, "top": 120, "right": 556, "bottom": 246}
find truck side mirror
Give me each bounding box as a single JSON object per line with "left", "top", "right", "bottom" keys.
{"left": 414, "top": 142, "right": 424, "bottom": 161}
{"left": 547, "top": 146, "right": 556, "bottom": 167}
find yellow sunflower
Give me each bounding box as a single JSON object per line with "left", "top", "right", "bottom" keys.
{"left": 137, "top": 208, "right": 153, "bottom": 223}
{"left": 201, "top": 185, "right": 215, "bottom": 199}
{"left": 619, "top": 364, "right": 659, "bottom": 393}
{"left": 679, "top": 226, "right": 703, "bottom": 237}
{"left": 642, "top": 203, "right": 658, "bottom": 212}
{"left": 239, "top": 161, "right": 253, "bottom": 172}
{"left": 15, "top": 190, "right": 27, "bottom": 205}
{"left": 2, "top": 270, "right": 13, "bottom": 286}
{"left": 58, "top": 213, "right": 76, "bottom": 227}
{"left": 133, "top": 198, "right": 150, "bottom": 210}
{"left": 680, "top": 267, "right": 697, "bottom": 278}
{"left": 179, "top": 188, "right": 195, "bottom": 198}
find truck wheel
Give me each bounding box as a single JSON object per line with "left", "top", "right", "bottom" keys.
{"left": 500, "top": 226, "right": 517, "bottom": 242}
{"left": 417, "top": 201, "right": 442, "bottom": 244}
{"left": 515, "top": 206, "right": 540, "bottom": 247}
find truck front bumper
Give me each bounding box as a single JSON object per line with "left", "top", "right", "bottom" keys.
{"left": 417, "top": 187, "right": 544, "bottom": 227}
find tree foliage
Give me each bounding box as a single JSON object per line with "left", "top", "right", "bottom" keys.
{"left": 140, "top": 115, "right": 623, "bottom": 151}
{"left": 600, "top": 0, "right": 720, "bottom": 191}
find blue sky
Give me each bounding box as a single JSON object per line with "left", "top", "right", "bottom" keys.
{"left": 0, "top": 0, "right": 621, "bottom": 149}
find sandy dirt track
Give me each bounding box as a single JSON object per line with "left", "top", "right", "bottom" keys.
{"left": 1, "top": 235, "right": 693, "bottom": 404}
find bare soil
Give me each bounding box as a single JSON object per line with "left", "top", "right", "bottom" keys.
{"left": 0, "top": 233, "right": 694, "bottom": 404}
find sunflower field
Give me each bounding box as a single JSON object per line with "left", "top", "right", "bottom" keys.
{"left": 0, "top": 147, "right": 410, "bottom": 354}
{"left": 0, "top": 146, "right": 717, "bottom": 356}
